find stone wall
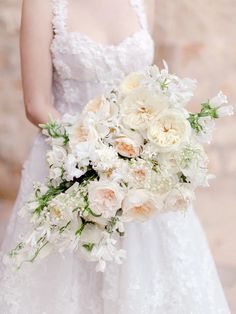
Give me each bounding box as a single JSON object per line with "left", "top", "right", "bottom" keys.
{"left": 0, "top": 0, "right": 35, "bottom": 200}
{"left": 0, "top": 0, "right": 236, "bottom": 310}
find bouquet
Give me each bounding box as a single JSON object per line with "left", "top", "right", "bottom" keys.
{"left": 6, "top": 64, "right": 233, "bottom": 272}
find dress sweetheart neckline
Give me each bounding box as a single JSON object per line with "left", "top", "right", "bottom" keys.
{"left": 51, "top": 28, "right": 154, "bottom": 51}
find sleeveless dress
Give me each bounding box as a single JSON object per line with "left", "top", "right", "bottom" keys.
{"left": 0, "top": 0, "right": 231, "bottom": 313}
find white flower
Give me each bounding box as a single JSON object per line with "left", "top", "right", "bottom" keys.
{"left": 83, "top": 96, "right": 104, "bottom": 113}
{"left": 85, "top": 214, "right": 108, "bottom": 227}
{"left": 80, "top": 224, "right": 103, "bottom": 244}
{"left": 69, "top": 115, "right": 98, "bottom": 145}
{"left": 46, "top": 146, "right": 67, "bottom": 167}
{"left": 111, "top": 128, "right": 143, "bottom": 158}
{"left": 120, "top": 88, "right": 169, "bottom": 130}
{"left": 91, "top": 232, "right": 127, "bottom": 272}
{"left": 177, "top": 142, "right": 209, "bottom": 187}
{"left": 120, "top": 71, "right": 144, "bottom": 94}
{"left": 216, "top": 105, "right": 234, "bottom": 117}
{"left": 210, "top": 91, "right": 228, "bottom": 108}
{"left": 122, "top": 189, "right": 162, "bottom": 222}
{"left": 64, "top": 154, "right": 84, "bottom": 180}
{"left": 113, "top": 131, "right": 143, "bottom": 158}
{"left": 168, "top": 78, "right": 197, "bottom": 107}
{"left": 147, "top": 110, "right": 191, "bottom": 152}
{"left": 88, "top": 181, "right": 124, "bottom": 218}
{"left": 98, "top": 159, "right": 130, "bottom": 183}
{"left": 164, "top": 185, "right": 195, "bottom": 211}
{"left": 48, "top": 167, "right": 63, "bottom": 186}
{"left": 129, "top": 159, "right": 153, "bottom": 189}
{"left": 209, "top": 91, "right": 234, "bottom": 118}
{"left": 197, "top": 116, "right": 216, "bottom": 144}
{"left": 92, "top": 146, "right": 119, "bottom": 172}
{"left": 83, "top": 95, "right": 119, "bottom": 122}
{"left": 73, "top": 141, "right": 95, "bottom": 168}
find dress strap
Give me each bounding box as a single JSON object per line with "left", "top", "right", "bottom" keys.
{"left": 51, "top": 0, "right": 68, "bottom": 35}
{"left": 130, "top": 0, "right": 148, "bottom": 30}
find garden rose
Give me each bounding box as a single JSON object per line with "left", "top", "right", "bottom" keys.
{"left": 147, "top": 110, "right": 191, "bottom": 152}
{"left": 164, "top": 185, "right": 195, "bottom": 211}
{"left": 120, "top": 88, "right": 169, "bottom": 130}
{"left": 122, "top": 189, "right": 162, "bottom": 222}
{"left": 88, "top": 181, "right": 124, "bottom": 218}
{"left": 120, "top": 71, "right": 143, "bottom": 94}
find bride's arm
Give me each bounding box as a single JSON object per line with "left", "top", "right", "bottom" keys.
{"left": 20, "top": 0, "right": 60, "bottom": 127}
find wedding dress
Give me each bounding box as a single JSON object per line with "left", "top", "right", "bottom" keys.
{"left": 0, "top": 0, "right": 231, "bottom": 313}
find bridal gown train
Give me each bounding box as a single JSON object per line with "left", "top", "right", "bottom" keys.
{"left": 0, "top": 0, "right": 231, "bottom": 313}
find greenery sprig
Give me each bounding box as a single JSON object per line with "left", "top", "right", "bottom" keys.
{"left": 39, "top": 116, "right": 69, "bottom": 145}
{"left": 188, "top": 101, "right": 218, "bottom": 133}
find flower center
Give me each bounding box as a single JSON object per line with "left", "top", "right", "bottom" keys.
{"left": 74, "top": 125, "right": 89, "bottom": 142}
{"left": 133, "top": 203, "right": 151, "bottom": 216}
{"left": 117, "top": 142, "right": 136, "bottom": 156}
{"left": 51, "top": 206, "right": 62, "bottom": 219}
{"left": 134, "top": 169, "right": 146, "bottom": 178}
{"left": 102, "top": 190, "right": 115, "bottom": 201}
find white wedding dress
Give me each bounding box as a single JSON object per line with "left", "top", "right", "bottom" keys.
{"left": 0, "top": 0, "right": 231, "bottom": 313}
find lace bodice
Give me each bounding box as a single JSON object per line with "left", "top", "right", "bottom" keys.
{"left": 50, "top": 0, "right": 155, "bottom": 114}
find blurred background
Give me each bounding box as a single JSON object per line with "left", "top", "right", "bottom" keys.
{"left": 0, "top": 0, "right": 235, "bottom": 311}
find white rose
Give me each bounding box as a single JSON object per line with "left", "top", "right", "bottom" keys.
{"left": 147, "top": 110, "right": 191, "bottom": 152}
{"left": 69, "top": 115, "right": 99, "bottom": 146}
{"left": 83, "top": 96, "right": 119, "bottom": 122}
{"left": 113, "top": 138, "right": 138, "bottom": 164}
{"left": 88, "top": 181, "right": 124, "bottom": 218}
{"left": 120, "top": 71, "right": 144, "bottom": 94}
{"left": 164, "top": 185, "right": 195, "bottom": 211}
{"left": 120, "top": 88, "right": 169, "bottom": 130}
{"left": 122, "top": 189, "right": 162, "bottom": 222}
{"left": 114, "top": 132, "right": 143, "bottom": 158}
{"left": 83, "top": 96, "right": 103, "bottom": 113}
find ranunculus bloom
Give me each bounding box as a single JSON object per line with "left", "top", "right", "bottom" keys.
{"left": 147, "top": 110, "right": 191, "bottom": 152}
{"left": 88, "top": 181, "right": 124, "bottom": 218}
{"left": 120, "top": 88, "right": 169, "bottom": 130}
{"left": 122, "top": 189, "right": 162, "bottom": 222}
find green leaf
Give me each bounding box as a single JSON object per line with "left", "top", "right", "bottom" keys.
{"left": 82, "top": 243, "right": 95, "bottom": 252}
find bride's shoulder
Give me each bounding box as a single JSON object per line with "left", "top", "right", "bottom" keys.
{"left": 21, "top": 0, "right": 53, "bottom": 19}
{"left": 21, "top": 0, "right": 54, "bottom": 29}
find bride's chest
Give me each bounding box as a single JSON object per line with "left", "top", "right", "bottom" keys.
{"left": 50, "top": 30, "right": 155, "bottom": 84}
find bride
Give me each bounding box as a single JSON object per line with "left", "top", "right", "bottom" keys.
{"left": 0, "top": 0, "right": 231, "bottom": 313}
